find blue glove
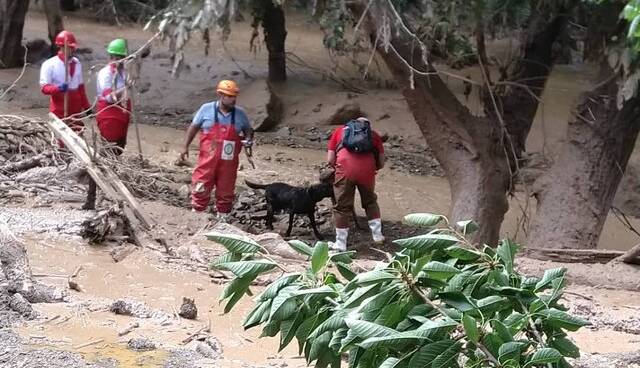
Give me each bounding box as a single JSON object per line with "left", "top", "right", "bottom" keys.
{"left": 58, "top": 83, "right": 68, "bottom": 93}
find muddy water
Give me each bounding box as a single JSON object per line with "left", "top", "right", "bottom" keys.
{"left": 19, "top": 235, "right": 301, "bottom": 367}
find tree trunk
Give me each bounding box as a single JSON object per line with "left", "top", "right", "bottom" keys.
{"left": 351, "top": 2, "right": 510, "bottom": 245}
{"left": 42, "top": 0, "right": 64, "bottom": 55}
{"left": 0, "top": 0, "right": 30, "bottom": 68}
{"left": 528, "top": 64, "right": 640, "bottom": 249}
{"left": 489, "top": 3, "right": 575, "bottom": 162}
{"left": 262, "top": 1, "right": 287, "bottom": 82}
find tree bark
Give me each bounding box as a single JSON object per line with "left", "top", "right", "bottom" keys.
{"left": 528, "top": 64, "right": 640, "bottom": 249}
{"left": 0, "top": 0, "right": 30, "bottom": 68}
{"left": 262, "top": 0, "right": 287, "bottom": 82}
{"left": 351, "top": 2, "right": 510, "bottom": 245}
{"left": 42, "top": 0, "right": 64, "bottom": 55}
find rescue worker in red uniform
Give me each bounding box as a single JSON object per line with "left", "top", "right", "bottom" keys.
{"left": 180, "top": 80, "right": 254, "bottom": 221}
{"left": 95, "top": 38, "right": 131, "bottom": 152}
{"left": 39, "top": 30, "right": 91, "bottom": 132}
{"left": 327, "top": 117, "right": 386, "bottom": 251}
{"left": 81, "top": 39, "right": 132, "bottom": 210}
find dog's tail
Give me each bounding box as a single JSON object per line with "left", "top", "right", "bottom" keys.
{"left": 244, "top": 179, "right": 268, "bottom": 190}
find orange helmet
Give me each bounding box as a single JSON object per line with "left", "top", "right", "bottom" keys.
{"left": 216, "top": 80, "right": 239, "bottom": 96}
{"left": 55, "top": 30, "right": 77, "bottom": 49}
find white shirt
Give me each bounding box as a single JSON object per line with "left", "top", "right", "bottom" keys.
{"left": 39, "top": 55, "right": 84, "bottom": 90}
{"left": 97, "top": 64, "right": 127, "bottom": 103}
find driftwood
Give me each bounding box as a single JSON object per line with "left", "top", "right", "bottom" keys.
{"left": 524, "top": 247, "right": 625, "bottom": 264}
{"left": 0, "top": 151, "right": 52, "bottom": 173}
{"left": 46, "top": 113, "right": 170, "bottom": 253}
{"left": 620, "top": 243, "right": 640, "bottom": 265}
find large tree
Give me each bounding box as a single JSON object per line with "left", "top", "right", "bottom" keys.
{"left": 0, "top": 0, "right": 30, "bottom": 68}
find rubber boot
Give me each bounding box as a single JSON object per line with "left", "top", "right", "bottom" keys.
{"left": 329, "top": 228, "right": 349, "bottom": 252}
{"left": 216, "top": 212, "right": 230, "bottom": 223}
{"left": 81, "top": 179, "right": 96, "bottom": 210}
{"left": 368, "top": 218, "right": 385, "bottom": 243}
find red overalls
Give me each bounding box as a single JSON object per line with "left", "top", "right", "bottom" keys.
{"left": 191, "top": 108, "right": 243, "bottom": 213}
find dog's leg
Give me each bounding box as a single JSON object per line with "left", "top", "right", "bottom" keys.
{"left": 309, "top": 211, "right": 324, "bottom": 240}
{"left": 285, "top": 211, "right": 295, "bottom": 237}
{"left": 265, "top": 205, "right": 275, "bottom": 230}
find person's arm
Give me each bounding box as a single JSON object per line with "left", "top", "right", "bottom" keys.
{"left": 327, "top": 128, "right": 339, "bottom": 166}
{"left": 238, "top": 109, "right": 254, "bottom": 146}
{"left": 181, "top": 106, "right": 204, "bottom": 160}
{"left": 40, "top": 61, "right": 64, "bottom": 95}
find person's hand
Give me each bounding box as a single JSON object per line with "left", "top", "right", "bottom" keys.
{"left": 242, "top": 139, "right": 253, "bottom": 148}
{"left": 180, "top": 148, "right": 189, "bottom": 162}
{"left": 58, "top": 83, "right": 68, "bottom": 93}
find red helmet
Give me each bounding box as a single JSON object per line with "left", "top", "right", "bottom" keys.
{"left": 55, "top": 30, "right": 77, "bottom": 49}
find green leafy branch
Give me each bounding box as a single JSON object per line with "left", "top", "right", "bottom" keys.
{"left": 208, "top": 213, "right": 589, "bottom": 368}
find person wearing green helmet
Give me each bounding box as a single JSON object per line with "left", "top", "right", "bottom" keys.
{"left": 83, "top": 38, "right": 132, "bottom": 210}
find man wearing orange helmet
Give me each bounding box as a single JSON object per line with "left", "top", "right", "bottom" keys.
{"left": 180, "top": 80, "right": 254, "bottom": 220}
{"left": 39, "top": 30, "right": 91, "bottom": 131}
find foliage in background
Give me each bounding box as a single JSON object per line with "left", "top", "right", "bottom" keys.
{"left": 207, "top": 213, "right": 589, "bottom": 368}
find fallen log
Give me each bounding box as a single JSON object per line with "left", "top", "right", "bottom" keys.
{"left": 523, "top": 247, "right": 625, "bottom": 264}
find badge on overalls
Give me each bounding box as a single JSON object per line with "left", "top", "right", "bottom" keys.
{"left": 221, "top": 140, "right": 236, "bottom": 160}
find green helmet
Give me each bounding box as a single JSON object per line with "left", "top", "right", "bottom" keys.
{"left": 106, "top": 38, "right": 128, "bottom": 57}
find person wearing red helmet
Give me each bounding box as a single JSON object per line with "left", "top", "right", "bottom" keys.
{"left": 180, "top": 80, "right": 254, "bottom": 221}
{"left": 39, "top": 30, "right": 91, "bottom": 132}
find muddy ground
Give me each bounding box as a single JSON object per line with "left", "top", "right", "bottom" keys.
{"left": 1, "top": 7, "right": 640, "bottom": 368}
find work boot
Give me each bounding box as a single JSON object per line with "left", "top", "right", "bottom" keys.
{"left": 368, "top": 218, "right": 385, "bottom": 243}
{"left": 329, "top": 228, "right": 349, "bottom": 252}
{"left": 216, "top": 212, "right": 230, "bottom": 223}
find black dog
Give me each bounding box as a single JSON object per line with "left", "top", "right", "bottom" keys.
{"left": 245, "top": 180, "right": 334, "bottom": 240}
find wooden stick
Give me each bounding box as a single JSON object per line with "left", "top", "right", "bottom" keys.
{"left": 523, "top": 247, "right": 625, "bottom": 264}
{"left": 63, "top": 40, "right": 69, "bottom": 119}
{"left": 73, "top": 338, "right": 104, "bottom": 349}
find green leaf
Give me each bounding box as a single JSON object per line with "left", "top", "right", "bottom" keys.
{"left": 259, "top": 273, "right": 302, "bottom": 301}
{"left": 482, "top": 333, "right": 503, "bottom": 357}
{"left": 280, "top": 311, "right": 305, "bottom": 351}
{"left": 358, "top": 330, "right": 432, "bottom": 350}
{"left": 476, "top": 295, "right": 508, "bottom": 315}
{"left": 380, "top": 357, "right": 402, "bottom": 368}
{"left": 210, "top": 252, "right": 241, "bottom": 267}
{"left": 498, "top": 341, "right": 524, "bottom": 364}
{"left": 394, "top": 234, "right": 460, "bottom": 252}
{"left": 456, "top": 220, "right": 479, "bottom": 235}
{"left": 497, "top": 239, "right": 519, "bottom": 274}
{"left": 408, "top": 340, "right": 456, "bottom": 367}
{"left": 243, "top": 300, "right": 272, "bottom": 329}
{"left": 261, "top": 320, "right": 281, "bottom": 337}
{"left": 329, "top": 327, "right": 347, "bottom": 351}
{"left": 343, "top": 284, "right": 380, "bottom": 308}
{"left": 312, "top": 242, "right": 330, "bottom": 274}
{"left": 215, "top": 260, "right": 277, "bottom": 278}
{"left": 439, "top": 292, "right": 477, "bottom": 313}
{"left": 308, "top": 331, "right": 332, "bottom": 363}
{"left": 524, "top": 348, "right": 562, "bottom": 367}
{"left": 205, "top": 232, "right": 264, "bottom": 254}
{"left": 269, "top": 285, "right": 300, "bottom": 321}
{"left": 335, "top": 262, "right": 356, "bottom": 281}
{"left": 329, "top": 251, "right": 356, "bottom": 264}
{"left": 462, "top": 314, "right": 479, "bottom": 343}
{"left": 288, "top": 239, "right": 314, "bottom": 257}
{"left": 539, "top": 308, "right": 590, "bottom": 331}
{"left": 431, "top": 341, "right": 462, "bottom": 368}
{"left": 535, "top": 268, "right": 567, "bottom": 292}
{"left": 445, "top": 246, "right": 482, "bottom": 261}
{"left": 345, "top": 319, "right": 397, "bottom": 339}
{"left": 292, "top": 285, "right": 338, "bottom": 298}
{"left": 424, "top": 261, "right": 461, "bottom": 281}
{"left": 490, "top": 320, "right": 513, "bottom": 342}
{"left": 296, "top": 313, "right": 324, "bottom": 354}
{"left": 550, "top": 337, "right": 580, "bottom": 359}
{"left": 221, "top": 276, "right": 253, "bottom": 313}
{"left": 353, "top": 270, "right": 398, "bottom": 286}
{"left": 404, "top": 213, "right": 445, "bottom": 227}
{"left": 309, "top": 310, "right": 347, "bottom": 339}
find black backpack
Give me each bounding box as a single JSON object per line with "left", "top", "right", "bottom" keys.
{"left": 340, "top": 119, "right": 374, "bottom": 153}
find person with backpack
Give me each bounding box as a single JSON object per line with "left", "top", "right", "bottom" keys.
{"left": 180, "top": 80, "right": 254, "bottom": 221}
{"left": 327, "top": 117, "right": 385, "bottom": 251}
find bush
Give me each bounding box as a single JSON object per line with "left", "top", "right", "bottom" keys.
{"left": 208, "top": 213, "right": 588, "bottom": 368}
